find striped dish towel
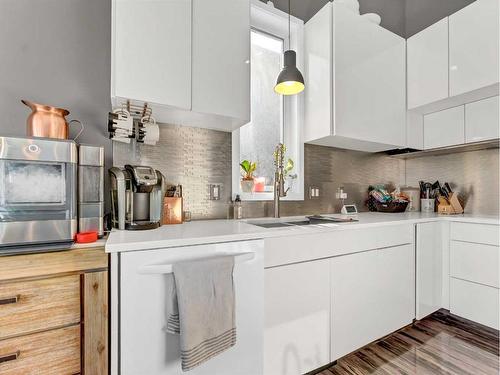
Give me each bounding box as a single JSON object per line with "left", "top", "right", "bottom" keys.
{"left": 166, "top": 255, "right": 236, "bottom": 371}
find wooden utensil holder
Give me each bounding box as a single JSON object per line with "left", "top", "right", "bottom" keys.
{"left": 438, "top": 193, "right": 464, "bottom": 215}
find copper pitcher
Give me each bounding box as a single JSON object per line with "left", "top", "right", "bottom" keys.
{"left": 22, "top": 100, "right": 71, "bottom": 139}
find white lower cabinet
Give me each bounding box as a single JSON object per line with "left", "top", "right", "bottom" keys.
{"left": 416, "top": 222, "right": 443, "bottom": 319}
{"left": 450, "top": 278, "right": 500, "bottom": 330}
{"left": 450, "top": 241, "right": 499, "bottom": 288}
{"left": 330, "top": 244, "right": 415, "bottom": 361}
{"left": 449, "top": 222, "right": 500, "bottom": 330}
{"left": 264, "top": 259, "right": 330, "bottom": 375}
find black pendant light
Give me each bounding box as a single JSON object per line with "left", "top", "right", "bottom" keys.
{"left": 274, "top": 0, "right": 305, "bottom": 95}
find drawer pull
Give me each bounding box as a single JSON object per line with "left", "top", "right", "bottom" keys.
{"left": 0, "top": 295, "right": 19, "bottom": 305}
{"left": 0, "top": 351, "right": 20, "bottom": 364}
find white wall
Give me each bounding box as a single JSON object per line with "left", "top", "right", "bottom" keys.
{"left": 0, "top": 0, "right": 112, "bottom": 167}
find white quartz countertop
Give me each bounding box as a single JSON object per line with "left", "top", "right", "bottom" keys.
{"left": 105, "top": 212, "right": 499, "bottom": 253}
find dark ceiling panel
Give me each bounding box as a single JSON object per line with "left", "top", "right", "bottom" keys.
{"left": 258, "top": 0, "right": 476, "bottom": 38}
{"left": 258, "top": 0, "right": 405, "bottom": 37}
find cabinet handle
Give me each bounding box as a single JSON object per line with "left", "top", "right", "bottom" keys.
{"left": 0, "top": 351, "right": 20, "bottom": 364}
{"left": 0, "top": 295, "right": 19, "bottom": 305}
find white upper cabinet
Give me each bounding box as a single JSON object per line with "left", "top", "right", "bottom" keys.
{"left": 112, "top": 0, "right": 250, "bottom": 131}
{"left": 407, "top": 18, "right": 449, "bottom": 110}
{"left": 407, "top": 0, "right": 499, "bottom": 123}
{"left": 304, "top": 3, "right": 406, "bottom": 152}
{"left": 465, "top": 96, "right": 500, "bottom": 143}
{"left": 113, "top": 0, "right": 192, "bottom": 110}
{"left": 424, "top": 106, "right": 465, "bottom": 149}
{"left": 191, "top": 0, "right": 250, "bottom": 123}
{"left": 449, "top": 0, "right": 500, "bottom": 97}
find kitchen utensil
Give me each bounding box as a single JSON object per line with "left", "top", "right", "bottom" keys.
{"left": 419, "top": 181, "right": 425, "bottom": 197}
{"left": 22, "top": 100, "right": 83, "bottom": 140}
{"left": 401, "top": 187, "right": 421, "bottom": 211}
{"left": 421, "top": 198, "right": 435, "bottom": 213}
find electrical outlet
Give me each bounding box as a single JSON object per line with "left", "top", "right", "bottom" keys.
{"left": 309, "top": 186, "right": 320, "bottom": 199}
{"left": 209, "top": 184, "right": 221, "bottom": 200}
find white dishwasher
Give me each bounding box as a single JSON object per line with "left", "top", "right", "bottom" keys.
{"left": 116, "top": 239, "right": 264, "bottom": 375}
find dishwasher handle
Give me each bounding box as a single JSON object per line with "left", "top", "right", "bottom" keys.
{"left": 138, "top": 252, "right": 255, "bottom": 275}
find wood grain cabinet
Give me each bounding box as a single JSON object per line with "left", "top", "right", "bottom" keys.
{"left": 0, "top": 247, "right": 108, "bottom": 375}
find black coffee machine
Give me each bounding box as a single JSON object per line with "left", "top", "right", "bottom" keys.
{"left": 109, "top": 165, "right": 166, "bottom": 230}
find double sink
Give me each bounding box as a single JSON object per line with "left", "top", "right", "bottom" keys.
{"left": 248, "top": 215, "right": 358, "bottom": 229}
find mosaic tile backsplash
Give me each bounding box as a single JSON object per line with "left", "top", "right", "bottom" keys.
{"left": 113, "top": 123, "right": 499, "bottom": 219}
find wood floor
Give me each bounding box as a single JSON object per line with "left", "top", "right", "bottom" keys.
{"left": 318, "top": 310, "right": 499, "bottom": 375}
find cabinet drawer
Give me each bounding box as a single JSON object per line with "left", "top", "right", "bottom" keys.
{"left": 265, "top": 224, "right": 414, "bottom": 267}
{"left": 0, "top": 275, "right": 81, "bottom": 340}
{"left": 0, "top": 325, "right": 80, "bottom": 375}
{"left": 450, "top": 241, "right": 499, "bottom": 287}
{"left": 450, "top": 277, "right": 499, "bottom": 329}
{"left": 450, "top": 222, "right": 500, "bottom": 246}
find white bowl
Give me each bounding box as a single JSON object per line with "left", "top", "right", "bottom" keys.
{"left": 361, "top": 13, "right": 381, "bottom": 25}
{"left": 336, "top": 0, "right": 360, "bottom": 14}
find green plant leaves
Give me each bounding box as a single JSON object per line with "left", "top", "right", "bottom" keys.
{"left": 240, "top": 160, "right": 257, "bottom": 179}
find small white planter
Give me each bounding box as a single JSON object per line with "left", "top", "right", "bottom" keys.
{"left": 240, "top": 179, "right": 255, "bottom": 193}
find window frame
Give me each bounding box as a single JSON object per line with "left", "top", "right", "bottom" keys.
{"left": 232, "top": 0, "right": 304, "bottom": 201}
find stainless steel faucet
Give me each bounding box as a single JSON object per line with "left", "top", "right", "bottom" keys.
{"left": 273, "top": 143, "right": 289, "bottom": 218}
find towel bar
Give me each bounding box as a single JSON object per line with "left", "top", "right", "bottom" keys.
{"left": 138, "top": 252, "right": 255, "bottom": 275}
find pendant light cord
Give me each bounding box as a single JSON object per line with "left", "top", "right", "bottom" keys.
{"left": 288, "top": 0, "right": 291, "bottom": 47}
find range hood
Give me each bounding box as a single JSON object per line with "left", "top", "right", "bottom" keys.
{"left": 385, "top": 139, "right": 499, "bottom": 159}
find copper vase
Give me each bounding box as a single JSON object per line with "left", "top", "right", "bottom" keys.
{"left": 22, "top": 100, "right": 70, "bottom": 139}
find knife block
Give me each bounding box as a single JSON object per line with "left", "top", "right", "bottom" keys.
{"left": 438, "top": 193, "right": 464, "bottom": 215}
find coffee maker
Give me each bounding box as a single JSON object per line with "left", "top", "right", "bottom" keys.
{"left": 109, "top": 165, "right": 166, "bottom": 230}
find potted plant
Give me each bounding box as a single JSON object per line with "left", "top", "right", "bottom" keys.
{"left": 240, "top": 160, "right": 257, "bottom": 193}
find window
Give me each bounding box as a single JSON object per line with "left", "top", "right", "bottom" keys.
{"left": 232, "top": 1, "right": 304, "bottom": 201}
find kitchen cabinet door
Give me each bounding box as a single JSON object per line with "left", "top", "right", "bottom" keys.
{"left": 333, "top": 4, "right": 406, "bottom": 150}
{"left": 465, "top": 96, "right": 500, "bottom": 143}
{"left": 424, "top": 106, "right": 465, "bottom": 149}
{"left": 264, "top": 260, "right": 330, "bottom": 375}
{"left": 330, "top": 244, "right": 414, "bottom": 361}
{"left": 449, "top": 0, "right": 499, "bottom": 97}
{"left": 304, "top": 2, "right": 406, "bottom": 152}
{"left": 450, "top": 278, "right": 500, "bottom": 330}
{"left": 416, "top": 222, "right": 443, "bottom": 320}
{"left": 191, "top": 0, "right": 250, "bottom": 125}
{"left": 113, "top": 0, "right": 191, "bottom": 110}
{"left": 407, "top": 18, "right": 449, "bottom": 109}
